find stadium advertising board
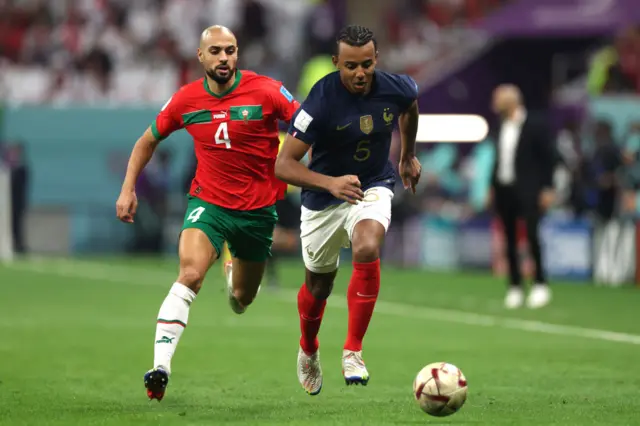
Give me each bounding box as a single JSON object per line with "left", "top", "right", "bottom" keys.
{"left": 491, "top": 216, "right": 592, "bottom": 281}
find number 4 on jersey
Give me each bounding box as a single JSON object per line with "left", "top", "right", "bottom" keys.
{"left": 187, "top": 206, "right": 205, "bottom": 223}
{"left": 215, "top": 122, "right": 231, "bottom": 149}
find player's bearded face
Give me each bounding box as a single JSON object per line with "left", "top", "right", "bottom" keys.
{"left": 334, "top": 41, "right": 377, "bottom": 95}
{"left": 199, "top": 42, "right": 238, "bottom": 84}
{"left": 207, "top": 63, "right": 236, "bottom": 84}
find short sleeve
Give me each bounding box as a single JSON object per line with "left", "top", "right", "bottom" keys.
{"left": 287, "top": 87, "right": 325, "bottom": 145}
{"left": 396, "top": 74, "right": 419, "bottom": 112}
{"left": 151, "top": 93, "right": 183, "bottom": 141}
{"left": 271, "top": 83, "right": 300, "bottom": 123}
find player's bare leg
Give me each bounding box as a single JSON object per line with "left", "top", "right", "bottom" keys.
{"left": 297, "top": 269, "right": 335, "bottom": 395}
{"left": 224, "top": 258, "right": 266, "bottom": 314}
{"left": 343, "top": 219, "right": 385, "bottom": 386}
{"left": 145, "top": 228, "right": 217, "bottom": 401}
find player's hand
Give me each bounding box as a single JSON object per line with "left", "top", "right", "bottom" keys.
{"left": 328, "top": 175, "right": 364, "bottom": 205}
{"left": 116, "top": 190, "right": 138, "bottom": 223}
{"left": 399, "top": 156, "right": 422, "bottom": 194}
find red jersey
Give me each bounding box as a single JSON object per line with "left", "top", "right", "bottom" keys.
{"left": 151, "top": 70, "right": 300, "bottom": 210}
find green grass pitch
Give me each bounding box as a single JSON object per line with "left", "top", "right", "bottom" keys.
{"left": 1, "top": 256, "right": 640, "bottom": 425}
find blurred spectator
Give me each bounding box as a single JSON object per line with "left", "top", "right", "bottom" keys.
{"left": 0, "top": 0, "right": 319, "bottom": 105}
{"left": 619, "top": 122, "right": 640, "bottom": 216}
{"left": 382, "top": 0, "right": 506, "bottom": 76}
{"left": 588, "top": 120, "right": 622, "bottom": 222}
{"left": 296, "top": 54, "right": 335, "bottom": 99}
{"left": 604, "top": 27, "right": 640, "bottom": 94}
{"left": 2, "top": 141, "right": 30, "bottom": 254}
{"left": 588, "top": 26, "right": 640, "bottom": 95}
{"left": 556, "top": 119, "right": 589, "bottom": 216}
{"left": 131, "top": 149, "right": 172, "bottom": 253}
{"left": 302, "top": 0, "right": 339, "bottom": 60}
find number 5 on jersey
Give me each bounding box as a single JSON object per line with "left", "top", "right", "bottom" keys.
{"left": 215, "top": 122, "right": 231, "bottom": 149}
{"left": 354, "top": 140, "right": 371, "bottom": 162}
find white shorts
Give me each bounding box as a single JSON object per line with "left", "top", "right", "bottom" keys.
{"left": 300, "top": 187, "right": 394, "bottom": 273}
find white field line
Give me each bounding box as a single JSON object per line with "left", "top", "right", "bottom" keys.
{"left": 4, "top": 258, "right": 640, "bottom": 345}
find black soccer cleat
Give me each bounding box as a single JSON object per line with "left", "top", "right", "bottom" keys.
{"left": 144, "top": 368, "right": 169, "bottom": 401}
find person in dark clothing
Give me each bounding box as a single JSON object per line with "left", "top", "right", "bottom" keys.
{"left": 590, "top": 120, "right": 621, "bottom": 221}
{"left": 5, "top": 142, "right": 30, "bottom": 254}
{"left": 489, "top": 85, "right": 556, "bottom": 310}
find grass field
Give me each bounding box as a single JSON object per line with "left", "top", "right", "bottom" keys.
{"left": 2, "top": 256, "right": 640, "bottom": 425}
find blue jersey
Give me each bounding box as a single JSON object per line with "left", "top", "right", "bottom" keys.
{"left": 287, "top": 70, "right": 418, "bottom": 211}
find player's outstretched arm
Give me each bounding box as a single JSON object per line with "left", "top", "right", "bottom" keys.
{"left": 275, "top": 135, "right": 364, "bottom": 204}
{"left": 115, "top": 127, "right": 161, "bottom": 223}
{"left": 398, "top": 100, "right": 422, "bottom": 194}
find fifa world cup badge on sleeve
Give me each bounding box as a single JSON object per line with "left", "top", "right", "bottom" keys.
{"left": 242, "top": 109, "right": 249, "bottom": 123}
{"left": 360, "top": 115, "right": 373, "bottom": 135}
{"left": 294, "top": 110, "right": 313, "bottom": 132}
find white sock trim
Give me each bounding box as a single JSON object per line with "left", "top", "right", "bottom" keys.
{"left": 170, "top": 282, "right": 197, "bottom": 305}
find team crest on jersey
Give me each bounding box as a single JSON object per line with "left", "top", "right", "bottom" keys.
{"left": 360, "top": 115, "right": 374, "bottom": 134}
{"left": 383, "top": 108, "right": 394, "bottom": 126}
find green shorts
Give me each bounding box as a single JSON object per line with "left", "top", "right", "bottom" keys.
{"left": 181, "top": 195, "right": 278, "bottom": 262}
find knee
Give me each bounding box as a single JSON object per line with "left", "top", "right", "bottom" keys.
{"left": 351, "top": 237, "right": 380, "bottom": 263}
{"left": 309, "top": 282, "right": 333, "bottom": 300}
{"left": 305, "top": 271, "right": 334, "bottom": 300}
{"left": 177, "top": 266, "right": 206, "bottom": 293}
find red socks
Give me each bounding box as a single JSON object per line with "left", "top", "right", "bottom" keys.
{"left": 298, "top": 259, "right": 381, "bottom": 355}
{"left": 344, "top": 259, "right": 380, "bottom": 352}
{"left": 298, "top": 283, "right": 326, "bottom": 355}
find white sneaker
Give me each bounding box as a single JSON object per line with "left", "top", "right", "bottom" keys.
{"left": 504, "top": 287, "right": 525, "bottom": 309}
{"left": 297, "top": 347, "right": 323, "bottom": 395}
{"left": 342, "top": 350, "right": 369, "bottom": 386}
{"left": 224, "top": 261, "right": 245, "bottom": 314}
{"left": 527, "top": 284, "right": 551, "bottom": 309}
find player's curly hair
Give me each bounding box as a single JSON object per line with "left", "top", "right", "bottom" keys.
{"left": 336, "top": 25, "right": 377, "bottom": 53}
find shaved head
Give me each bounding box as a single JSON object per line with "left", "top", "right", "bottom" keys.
{"left": 200, "top": 25, "right": 236, "bottom": 48}
{"left": 492, "top": 84, "right": 523, "bottom": 118}
{"left": 197, "top": 25, "right": 239, "bottom": 87}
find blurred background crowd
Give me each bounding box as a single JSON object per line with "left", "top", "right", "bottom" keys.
{"left": 2, "top": 0, "right": 640, "bottom": 285}
{"left": 0, "top": 0, "right": 506, "bottom": 103}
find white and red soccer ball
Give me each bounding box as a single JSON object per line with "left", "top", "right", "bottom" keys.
{"left": 413, "top": 362, "right": 468, "bottom": 417}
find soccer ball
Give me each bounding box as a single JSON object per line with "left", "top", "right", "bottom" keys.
{"left": 413, "top": 362, "right": 468, "bottom": 417}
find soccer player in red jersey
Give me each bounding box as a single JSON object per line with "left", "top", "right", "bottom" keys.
{"left": 115, "top": 26, "right": 299, "bottom": 401}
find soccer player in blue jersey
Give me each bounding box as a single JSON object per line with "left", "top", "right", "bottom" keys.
{"left": 275, "top": 25, "right": 421, "bottom": 395}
